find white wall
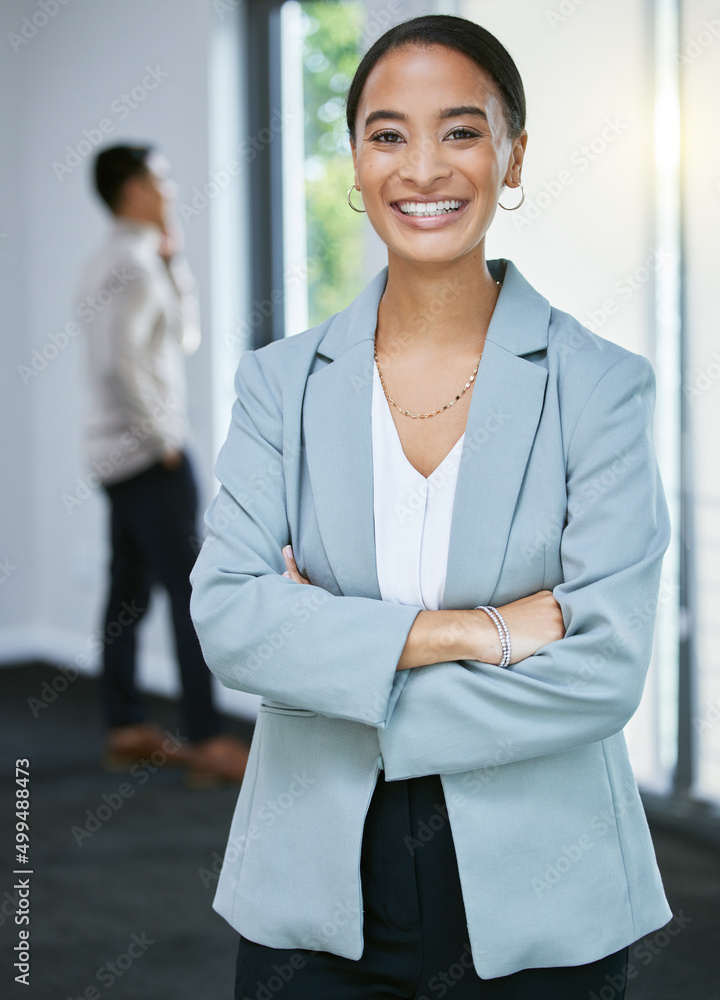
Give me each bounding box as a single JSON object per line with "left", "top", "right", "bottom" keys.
{"left": 0, "top": 0, "right": 259, "bottom": 718}
{"left": 682, "top": 0, "right": 720, "bottom": 802}
{"left": 0, "top": 9, "right": 34, "bottom": 633}
{"left": 458, "top": 0, "right": 657, "bottom": 356}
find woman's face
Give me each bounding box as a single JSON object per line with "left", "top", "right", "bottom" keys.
{"left": 350, "top": 44, "right": 527, "bottom": 267}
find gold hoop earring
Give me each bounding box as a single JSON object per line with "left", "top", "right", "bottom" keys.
{"left": 498, "top": 183, "right": 525, "bottom": 211}
{"left": 347, "top": 184, "right": 366, "bottom": 213}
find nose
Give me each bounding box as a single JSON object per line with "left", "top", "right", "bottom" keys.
{"left": 396, "top": 134, "right": 452, "bottom": 189}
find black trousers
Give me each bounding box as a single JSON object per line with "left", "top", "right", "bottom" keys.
{"left": 101, "top": 454, "right": 220, "bottom": 742}
{"left": 235, "top": 772, "right": 629, "bottom": 1000}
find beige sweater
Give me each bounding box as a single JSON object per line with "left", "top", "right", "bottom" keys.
{"left": 77, "top": 218, "right": 200, "bottom": 484}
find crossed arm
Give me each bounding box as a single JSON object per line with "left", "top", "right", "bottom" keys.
{"left": 190, "top": 348, "right": 670, "bottom": 776}
{"left": 282, "top": 543, "right": 565, "bottom": 670}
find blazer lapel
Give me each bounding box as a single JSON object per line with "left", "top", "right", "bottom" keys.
{"left": 442, "top": 341, "right": 548, "bottom": 609}
{"left": 304, "top": 337, "right": 380, "bottom": 599}
{"left": 443, "top": 260, "right": 551, "bottom": 608}
{"left": 302, "top": 273, "right": 386, "bottom": 599}
{"left": 302, "top": 260, "right": 551, "bottom": 606}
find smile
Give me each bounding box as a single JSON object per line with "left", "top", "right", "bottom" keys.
{"left": 396, "top": 199, "right": 464, "bottom": 217}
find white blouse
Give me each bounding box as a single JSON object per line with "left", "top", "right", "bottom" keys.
{"left": 372, "top": 361, "right": 465, "bottom": 611}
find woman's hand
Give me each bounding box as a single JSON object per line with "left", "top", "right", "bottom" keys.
{"left": 397, "top": 590, "right": 565, "bottom": 672}
{"left": 281, "top": 545, "right": 311, "bottom": 585}
{"left": 487, "top": 590, "right": 566, "bottom": 664}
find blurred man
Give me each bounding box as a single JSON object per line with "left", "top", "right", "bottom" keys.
{"left": 78, "top": 143, "right": 248, "bottom": 787}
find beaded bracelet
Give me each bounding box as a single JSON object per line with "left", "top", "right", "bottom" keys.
{"left": 474, "top": 605, "right": 512, "bottom": 668}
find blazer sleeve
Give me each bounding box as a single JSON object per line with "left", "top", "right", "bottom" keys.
{"left": 189, "top": 348, "right": 421, "bottom": 726}
{"left": 377, "top": 353, "right": 672, "bottom": 780}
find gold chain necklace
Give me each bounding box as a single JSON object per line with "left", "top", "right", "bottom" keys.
{"left": 374, "top": 281, "right": 502, "bottom": 419}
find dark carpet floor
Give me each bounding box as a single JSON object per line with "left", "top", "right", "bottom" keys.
{"left": 1, "top": 662, "right": 718, "bottom": 1000}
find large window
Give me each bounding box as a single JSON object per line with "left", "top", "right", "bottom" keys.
{"left": 281, "top": 0, "right": 367, "bottom": 334}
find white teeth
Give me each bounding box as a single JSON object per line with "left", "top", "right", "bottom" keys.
{"left": 397, "top": 199, "right": 462, "bottom": 217}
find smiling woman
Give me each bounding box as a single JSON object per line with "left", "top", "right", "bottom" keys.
{"left": 190, "top": 14, "right": 673, "bottom": 999}
{"left": 345, "top": 38, "right": 528, "bottom": 480}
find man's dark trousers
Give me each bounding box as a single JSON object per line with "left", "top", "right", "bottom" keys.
{"left": 101, "top": 453, "right": 220, "bottom": 742}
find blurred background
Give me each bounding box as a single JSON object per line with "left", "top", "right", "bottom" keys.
{"left": 1, "top": 0, "right": 719, "bottom": 997}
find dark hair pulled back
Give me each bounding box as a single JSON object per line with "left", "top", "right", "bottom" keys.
{"left": 346, "top": 14, "right": 526, "bottom": 143}
{"left": 93, "top": 144, "right": 155, "bottom": 212}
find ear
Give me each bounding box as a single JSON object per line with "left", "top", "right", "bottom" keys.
{"left": 503, "top": 130, "right": 528, "bottom": 188}
{"left": 350, "top": 137, "right": 359, "bottom": 188}
{"left": 122, "top": 173, "right": 148, "bottom": 203}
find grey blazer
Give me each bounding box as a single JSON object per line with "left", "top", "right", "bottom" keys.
{"left": 189, "top": 258, "right": 672, "bottom": 979}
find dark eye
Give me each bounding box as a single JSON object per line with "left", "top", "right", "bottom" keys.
{"left": 448, "top": 127, "right": 480, "bottom": 140}
{"left": 370, "top": 130, "right": 404, "bottom": 144}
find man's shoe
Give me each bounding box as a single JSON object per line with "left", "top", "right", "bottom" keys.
{"left": 184, "top": 735, "right": 250, "bottom": 790}
{"left": 102, "top": 721, "right": 192, "bottom": 771}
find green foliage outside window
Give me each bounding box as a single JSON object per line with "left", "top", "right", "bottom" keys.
{"left": 299, "top": 1, "right": 370, "bottom": 326}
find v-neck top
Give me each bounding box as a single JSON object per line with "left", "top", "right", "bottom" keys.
{"left": 372, "top": 361, "right": 465, "bottom": 611}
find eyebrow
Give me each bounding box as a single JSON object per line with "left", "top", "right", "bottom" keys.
{"left": 363, "top": 105, "right": 488, "bottom": 130}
